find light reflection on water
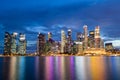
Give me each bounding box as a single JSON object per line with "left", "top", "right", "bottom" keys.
{"left": 89, "top": 57, "right": 106, "bottom": 80}
{"left": 0, "top": 56, "right": 120, "bottom": 80}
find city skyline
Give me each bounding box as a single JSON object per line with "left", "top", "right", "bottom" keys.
{"left": 0, "top": 0, "right": 120, "bottom": 53}
{"left": 0, "top": 1, "right": 120, "bottom": 80}
{"left": 1, "top": 26, "right": 109, "bottom": 55}
{"left": 1, "top": 25, "right": 119, "bottom": 53}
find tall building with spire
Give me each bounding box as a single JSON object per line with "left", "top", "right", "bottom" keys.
{"left": 61, "top": 30, "right": 66, "bottom": 53}
{"left": 83, "top": 25, "right": 88, "bottom": 50}
{"left": 94, "top": 26, "right": 101, "bottom": 48}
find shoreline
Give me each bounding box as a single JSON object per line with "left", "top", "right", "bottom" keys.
{"left": 0, "top": 53, "right": 120, "bottom": 57}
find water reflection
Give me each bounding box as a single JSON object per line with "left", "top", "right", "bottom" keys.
{"left": 89, "top": 57, "right": 107, "bottom": 80}
{"left": 45, "top": 57, "right": 54, "bottom": 80}
{"left": 106, "top": 57, "right": 120, "bottom": 80}
{"left": 59, "top": 57, "right": 66, "bottom": 80}
{"left": 0, "top": 56, "right": 120, "bottom": 80}
{"left": 35, "top": 57, "right": 39, "bottom": 80}
{"left": 19, "top": 57, "right": 25, "bottom": 80}
{"left": 1, "top": 57, "right": 26, "bottom": 80}
{"left": 75, "top": 57, "right": 90, "bottom": 80}
{"left": 2, "top": 57, "right": 11, "bottom": 80}
{"left": 9, "top": 57, "right": 17, "bottom": 80}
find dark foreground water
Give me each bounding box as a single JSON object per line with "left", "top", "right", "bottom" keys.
{"left": 0, "top": 56, "right": 120, "bottom": 80}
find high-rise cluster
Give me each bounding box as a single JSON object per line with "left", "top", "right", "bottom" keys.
{"left": 4, "top": 32, "right": 27, "bottom": 55}
{"left": 3, "top": 25, "right": 104, "bottom": 55}
{"left": 36, "top": 25, "right": 104, "bottom": 55}
{"left": 60, "top": 25, "right": 104, "bottom": 54}
{"left": 37, "top": 32, "right": 60, "bottom": 55}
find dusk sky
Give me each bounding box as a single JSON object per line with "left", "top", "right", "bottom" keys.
{"left": 0, "top": 0, "right": 120, "bottom": 53}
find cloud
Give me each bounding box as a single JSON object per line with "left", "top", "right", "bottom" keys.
{"left": 102, "top": 36, "right": 120, "bottom": 48}
{"left": 26, "top": 26, "right": 48, "bottom": 33}
{"left": 105, "top": 40, "right": 120, "bottom": 48}
{"left": 27, "top": 41, "right": 36, "bottom": 47}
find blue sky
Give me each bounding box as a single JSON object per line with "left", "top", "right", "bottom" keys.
{"left": 0, "top": 0, "right": 120, "bottom": 53}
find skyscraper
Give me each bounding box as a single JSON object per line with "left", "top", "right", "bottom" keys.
{"left": 67, "top": 29, "right": 72, "bottom": 43}
{"left": 94, "top": 26, "right": 101, "bottom": 48}
{"left": 75, "top": 41, "right": 83, "bottom": 54}
{"left": 37, "top": 33, "right": 46, "bottom": 55}
{"left": 4, "top": 32, "right": 11, "bottom": 55}
{"left": 89, "top": 31, "right": 95, "bottom": 48}
{"left": 66, "top": 29, "right": 73, "bottom": 53}
{"left": 76, "top": 32, "right": 84, "bottom": 54}
{"left": 11, "top": 32, "right": 18, "bottom": 54}
{"left": 48, "top": 32, "right": 52, "bottom": 40}
{"left": 83, "top": 25, "right": 88, "bottom": 50}
{"left": 105, "top": 43, "right": 113, "bottom": 51}
{"left": 100, "top": 39, "right": 104, "bottom": 48}
{"left": 47, "top": 32, "right": 54, "bottom": 44}
{"left": 76, "top": 32, "right": 84, "bottom": 42}
{"left": 18, "top": 33, "right": 26, "bottom": 54}
{"left": 61, "top": 30, "right": 66, "bottom": 53}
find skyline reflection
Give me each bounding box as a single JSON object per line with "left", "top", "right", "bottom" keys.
{"left": 0, "top": 56, "right": 120, "bottom": 80}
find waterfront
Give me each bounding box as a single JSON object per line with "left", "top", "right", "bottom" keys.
{"left": 0, "top": 56, "right": 120, "bottom": 80}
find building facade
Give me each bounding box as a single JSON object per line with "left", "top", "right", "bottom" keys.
{"left": 61, "top": 30, "right": 66, "bottom": 53}
{"left": 4, "top": 32, "right": 12, "bottom": 55}
{"left": 83, "top": 25, "right": 88, "bottom": 50}
{"left": 11, "top": 32, "right": 18, "bottom": 54}
{"left": 94, "top": 26, "right": 101, "bottom": 48}
{"left": 48, "top": 32, "right": 52, "bottom": 40}
{"left": 105, "top": 43, "right": 113, "bottom": 51}
{"left": 66, "top": 29, "right": 73, "bottom": 53}
{"left": 18, "top": 33, "right": 26, "bottom": 54}
{"left": 75, "top": 41, "right": 83, "bottom": 54}
{"left": 89, "top": 31, "right": 95, "bottom": 48}
{"left": 37, "top": 33, "right": 46, "bottom": 55}
{"left": 76, "top": 32, "right": 84, "bottom": 42}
